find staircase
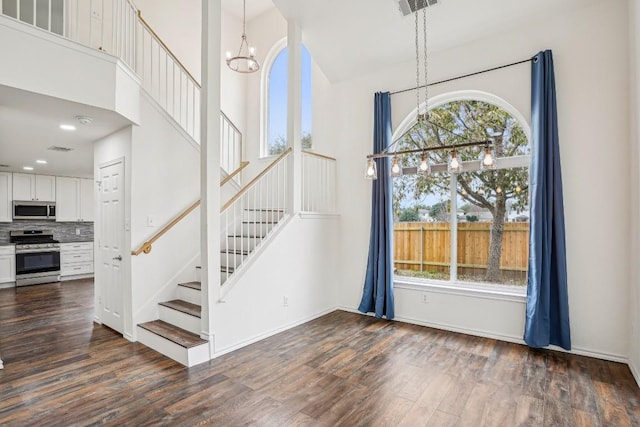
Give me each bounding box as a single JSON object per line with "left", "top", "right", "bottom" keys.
{"left": 221, "top": 208, "right": 285, "bottom": 284}
{"left": 137, "top": 281, "right": 209, "bottom": 367}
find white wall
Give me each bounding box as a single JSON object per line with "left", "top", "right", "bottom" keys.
{"left": 330, "top": 0, "right": 631, "bottom": 361}
{"left": 0, "top": 15, "right": 140, "bottom": 124}
{"left": 213, "top": 215, "right": 339, "bottom": 353}
{"left": 129, "top": 93, "right": 202, "bottom": 332}
{"left": 133, "top": 0, "right": 202, "bottom": 83}
{"left": 628, "top": 0, "right": 640, "bottom": 382}
{"left": 94, "top": 126, "right": 133, "bottom": 337}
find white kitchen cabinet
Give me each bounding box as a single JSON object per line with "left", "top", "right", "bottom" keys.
{"left": 80, "top": 179, "right": 94, "bottom": 222}
{"left": 56, "top": 177, "right": 94, "bottom": 222}
{"left": 13, "top": 173, "right": 55, "bottom": 201}
{"left": 0, "top": 246, "right": 16, "bottom": 284}
{"left": 60, "top": 242, "right": 94, "bottom": 279}
{"left": 0, "top": 172, "right": 12, "bottom": 222}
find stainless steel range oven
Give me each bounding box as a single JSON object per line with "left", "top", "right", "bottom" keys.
{"left": 10, "top": 230, "right": 61, "bottom": 287}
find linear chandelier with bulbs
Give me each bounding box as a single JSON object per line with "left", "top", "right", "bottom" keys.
{"left": 365, "top": 0, "right": 496, "bottom": 180}
{"left": 364, "top": 140, "right": 497, "bottom": 180}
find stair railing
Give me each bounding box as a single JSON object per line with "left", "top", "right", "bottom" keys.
{"left": 220, "top": 148, "right": 293, "bottom": 284}
{"left": 302, "top": 150, "right": 337, "bottom": 213}
{"left": 131, "top": 160, "right": 251, "bottom": 256}
{"left": 1, "top": 1, "right": 244, "bottom": 173}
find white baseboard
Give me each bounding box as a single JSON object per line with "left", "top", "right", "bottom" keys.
{"left": 336, "top": 306, "right": 628, "bottom": 363}
{"left": 212, "top": 307, "right": 336, "bottom": 359}
{"left": 0, "top": 282, "right": 15, "bottom": 290}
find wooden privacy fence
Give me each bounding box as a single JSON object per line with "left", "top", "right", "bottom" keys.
{"left": 394, "top": 222, "right": 529, "bottom": 278}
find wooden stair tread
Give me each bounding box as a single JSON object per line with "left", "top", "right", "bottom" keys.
{"left": 159, "top": 300, "right": 201, "bottom": 318}
{"left": 221, "top": 249, "right": 250, "bottom": 255}
{"left": 221, "top": 266, "right": 235, "bottom": 273}
{"left": 138, "top": 320, "right": 207, "bottom": 348}
{"left": 178, "top": 281, "right": 201, "bottom": 291}
{"left": 244, "top": 208, "right": 284, "bottom": 212}
{"left": 228, "top": 234, "right": 264, "bottom": 238}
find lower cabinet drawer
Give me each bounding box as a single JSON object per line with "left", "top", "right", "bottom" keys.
{"left": 61, "top": 251, "right": 93, "bottom": 264}
{"left": 61, "top": 262, "right": 94, "bottom": 276}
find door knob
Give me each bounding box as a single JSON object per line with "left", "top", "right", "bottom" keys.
{"left": 113, "top": 255, "right": 123, "bottom": 261}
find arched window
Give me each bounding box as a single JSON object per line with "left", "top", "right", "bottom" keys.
{"left": 392, "top": 92, "right": 531, "bottom": 289}
{"left": 262, "top": 43, "right": 312, "bottom": 156}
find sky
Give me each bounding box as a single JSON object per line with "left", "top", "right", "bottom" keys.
{"left": 268, "top": 46, "right": 313, "bottom": 146}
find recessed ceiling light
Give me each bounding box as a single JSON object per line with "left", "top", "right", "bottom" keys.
{"left": 36, "top": 159, "right": 47, "bottom": 164}
{"left": 60, "top": 124, "right": 76, "bottom": 131}
{"left": 23, "top": 166, "right": 34, "bottom": 171}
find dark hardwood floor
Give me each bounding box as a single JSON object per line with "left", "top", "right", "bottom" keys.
{"left": 1, "top": 280, "right": 639, "bottom": 426}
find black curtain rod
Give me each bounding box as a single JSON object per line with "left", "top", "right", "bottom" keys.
{"left": 389, "top": 56, "right": 536, "bottom": 96}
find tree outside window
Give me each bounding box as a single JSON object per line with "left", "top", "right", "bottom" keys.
{"left": 393, "top": 100, "right": 530, "bottom": 286}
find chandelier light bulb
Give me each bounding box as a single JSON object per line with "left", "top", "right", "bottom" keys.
{"left": 417, "top": 154, "right": 430, "bottom": 176}
{"left": 249, "top": 46, "right": 256, "bottom": 56}
{"left": 448, "top": 150, "right": 462, "bottom": 173}
{"left": 364, "top": 159, "right": 378, "bottom": 180}
{"left": 226, "top": 51, "right": 232, "bottom": 59}
{"left": 481, "top": 146, "right": 495, "bottom": 169}
{"left": 391, "top": 157, "right": 402, "bottom": 176}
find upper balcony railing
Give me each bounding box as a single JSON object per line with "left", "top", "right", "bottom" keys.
{"left": 1, "top": 0, "right": 244, "bottom": 175}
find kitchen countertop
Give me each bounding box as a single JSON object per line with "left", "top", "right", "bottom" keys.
{"left": 59, "top": 240, "right": 94, "bottom": 244}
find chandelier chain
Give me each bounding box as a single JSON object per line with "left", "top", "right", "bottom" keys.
{"left": 422, "top": 4, "right": 428, "bottom": 121}
{"left": 414, "top": 0, "right": 421, "bottom": 124}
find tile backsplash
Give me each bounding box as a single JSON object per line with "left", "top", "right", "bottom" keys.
{"left": 0, "top": 221, "right": 94, "bottom": 244}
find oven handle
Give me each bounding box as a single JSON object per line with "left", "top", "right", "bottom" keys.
{"left": 16, "top": 248, "right": 61, "bottom": 254}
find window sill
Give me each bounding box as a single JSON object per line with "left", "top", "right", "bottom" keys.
{"left": 394, "top": 276, "right": 527, "bottom": 303}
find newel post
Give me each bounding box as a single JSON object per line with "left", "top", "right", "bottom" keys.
{"left": 286, "top": 19, "right": 302, "bottom": 214}
{"left": 200, "top": 0, "right": 222, "bottom": 355}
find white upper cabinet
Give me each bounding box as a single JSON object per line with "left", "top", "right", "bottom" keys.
{"left": 13, "top": 173, "right": 55, "bottom": 201}
{"left": 55, "top": 177, "right": 94, "bottom": 222}
{"left": 0, "top": 172, "right": 12, "bottom": 222}
{"left": 80, "top": 178, "right": 94, "bottom": 222}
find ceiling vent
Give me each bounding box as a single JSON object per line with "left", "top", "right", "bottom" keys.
{"left": 397, "top": 0, "right": 439, "bottom": 16}
{"left": 47, "top": 146, "right": 74, "bottom": 152}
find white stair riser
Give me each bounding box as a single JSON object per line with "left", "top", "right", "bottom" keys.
{"left": 158, "top": 306, "right": 201, "bottom": 335}
{"left": 177, "top": 286, "right": 201, "bottom": 305}
{"left": 137, "top": 326, "right": 209, "bottom": 367}
{"left": 220, "top": 252, "right": 247, "bottom": 269}
{"left": 243, "top": 210, "right": 284, "bottom": 223}
{"left": 226, "top": 236, "right": 262, "bottom": 252}
{"left": 237, "top": 222, "right": 274, "bottom": 236}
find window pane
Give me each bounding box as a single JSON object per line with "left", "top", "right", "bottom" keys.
{"left": 393, "top": 169, "right": 451, "bottom": 281}
{"left": 301, "top": 46, "right": 312, "bottom": 149}
{"left": 267, "top": 49, "right": 288, "bottom": 155}
{"left": 456, "top": 168, "right": 529, "bottom": 286}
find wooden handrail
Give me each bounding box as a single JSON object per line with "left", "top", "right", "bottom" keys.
{"left": 302, "top": 150, "right": 337, "bottom": 162}
{"left": 220, "top": 161, "right": 250, "bottom": 186}
{"left": 221, "top": 148, "right": 292, "bottom": 212}
{"left": 131, "top": 200, "right": 201, "bottom": 256}
{"left": 137, "top": 11, "right": 201, "bottom": 88}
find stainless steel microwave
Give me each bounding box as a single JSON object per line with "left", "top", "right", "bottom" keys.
{"left": 13, "top": 201, "right": 56, "bottom": 220}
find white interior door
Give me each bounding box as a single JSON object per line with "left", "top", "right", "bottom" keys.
{"left": 98, "top": 160, "right": 125, "bottom": 333}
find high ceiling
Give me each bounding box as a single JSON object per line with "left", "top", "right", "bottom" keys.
{"left": 1, "top": 0, "right": 606, "bottom": 179}
{"left": 272, "top": 0, "right": 604, "bottom": 82}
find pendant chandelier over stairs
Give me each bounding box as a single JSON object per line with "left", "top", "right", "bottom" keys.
{"left": 225, "top": 0, "right": 260, "bottom": 73}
